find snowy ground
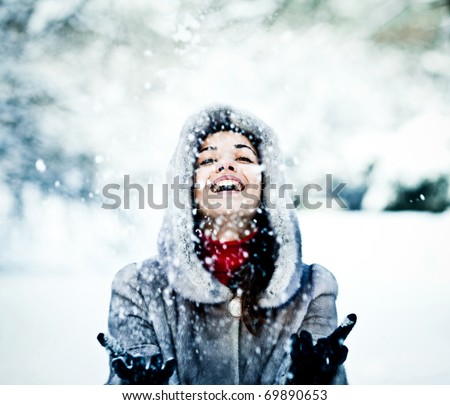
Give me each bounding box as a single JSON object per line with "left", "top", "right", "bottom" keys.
{"left": 300, "top": 210, "right": 450, "bottom": 384}
{"left": 0, "top": 210, "right": 449, "bottom": 384}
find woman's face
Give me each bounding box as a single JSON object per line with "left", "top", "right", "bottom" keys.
{"left": 194, "top": 131, "right": 262, "bottom": 219}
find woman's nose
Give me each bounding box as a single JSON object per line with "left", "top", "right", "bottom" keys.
{"left": 216, "top": 159, "right": 236, "bottom": 172}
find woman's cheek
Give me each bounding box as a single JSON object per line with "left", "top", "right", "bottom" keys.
{"left": 247, "top": 164, "right": 263, "bottom": 180}
{"left": 247, "top": 171, "right": 262, "bottom": 190}
{"left": 194, "top": 168, "right": 213, "bottom": 207}
{"left": 194, "top": 168, "right": 209, "bottom": 189}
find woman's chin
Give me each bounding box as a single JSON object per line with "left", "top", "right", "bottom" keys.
{"left": 196, "top": 189, "right": 261, "bottom": 218}
{"left": 200, "top": 205, "right": 259, "bottom": 219}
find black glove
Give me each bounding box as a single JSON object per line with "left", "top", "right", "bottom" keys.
{"left": 111, "top": 352, "right": 175, "bottom": 385}
{"left": 287, "top": 313, "right": 357, "bottom": 385}
{"left": 97, "top": 333, "right": 175, "bottom": 385}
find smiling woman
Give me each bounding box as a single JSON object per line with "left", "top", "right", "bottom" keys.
{"left": 100, "top": 104, "right": 355, "bottom": 385}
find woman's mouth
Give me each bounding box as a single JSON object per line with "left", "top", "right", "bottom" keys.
{"left": 210, "top": 175, "right": 245, "bottom": 193}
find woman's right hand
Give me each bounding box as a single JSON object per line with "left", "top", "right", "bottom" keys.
{"left": 112, "top": 353, "right": 175, "bottom": 385}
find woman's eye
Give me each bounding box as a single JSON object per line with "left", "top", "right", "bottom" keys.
{"left": 236, "top": 156, "right": 254, "bottom": 163}
{"left": 198, "top": 158, "right": 216, "bottom": 166}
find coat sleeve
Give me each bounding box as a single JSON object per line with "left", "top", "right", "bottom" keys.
{"left": 106, "top": 263, "right": 161, "bottom": 384}
{"left": 298, "top": 264, "right": 348, "bottom": 384}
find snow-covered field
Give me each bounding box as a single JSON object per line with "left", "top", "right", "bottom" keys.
{"left": 1, "top": 210, "right": 449, "bottom": 384}
{"left": 301, "top": 210, "right": 450, "bottom": 384}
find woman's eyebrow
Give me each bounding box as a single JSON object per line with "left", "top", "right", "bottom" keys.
{"left": 235, "top": 144, "right": 257, "bottom": 156}
{"left": 199, "top": 146, "right": 217, "bottom": 153}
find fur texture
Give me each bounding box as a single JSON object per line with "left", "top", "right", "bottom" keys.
{"left": 106, "top": 105, "right": 346, "bottom": 384}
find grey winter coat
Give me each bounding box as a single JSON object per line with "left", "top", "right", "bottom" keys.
{"left": 106, "top": 105, "right": 347, "bottom": 385}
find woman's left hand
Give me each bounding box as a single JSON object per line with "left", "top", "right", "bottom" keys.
{"left": 287, "top": 313, "right": 357, "bottom": 385}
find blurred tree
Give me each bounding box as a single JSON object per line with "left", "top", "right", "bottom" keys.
{"left": 0, "top": 0, "right": 95, "bottom": 216}
{"left": 371, "top": 1, "right": 448, "bottom": 49}
{"left": 386, "top": 176, "right": 449, "bottom": 213}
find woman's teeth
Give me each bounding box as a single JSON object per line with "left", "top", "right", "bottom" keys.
{"left": 211, "top": 180, "right": 243, "bottom": 192}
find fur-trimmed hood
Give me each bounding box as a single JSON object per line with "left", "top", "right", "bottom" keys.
{"left": 157, "top": 104, "right": 303, "bottom": 308}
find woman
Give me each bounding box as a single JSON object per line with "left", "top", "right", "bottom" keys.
{"left": 101, "top": 104, "right": 355, "bottom": 385}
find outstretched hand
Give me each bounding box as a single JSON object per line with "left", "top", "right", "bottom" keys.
{"left": 287, "top": 313, "right": 357, "bottom": 385}
{"left": 111, "top": 353, "right": 175, "bottom": 385}
{"left": 97, "top": 333, "right": 175, "bottom": 385}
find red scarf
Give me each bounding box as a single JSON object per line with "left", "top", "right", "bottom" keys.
{"left": 199, "top": 229, "right": 259, "bottom": 286}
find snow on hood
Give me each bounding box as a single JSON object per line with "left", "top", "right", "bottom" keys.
{"left": 157, "top": 104, "right": 303, "bottom": 307}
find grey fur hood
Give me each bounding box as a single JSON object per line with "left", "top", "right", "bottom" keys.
{"left": 157, "top": 104, "right": 303, "bottom": 308}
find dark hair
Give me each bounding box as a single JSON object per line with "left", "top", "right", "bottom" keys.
{"left": 228, "top": 209, "right": 279, "bottom": 335}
